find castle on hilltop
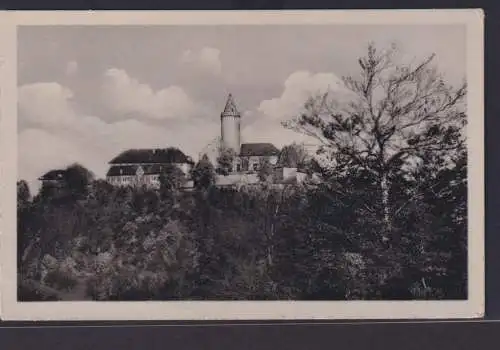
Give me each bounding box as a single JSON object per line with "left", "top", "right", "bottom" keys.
{"left": 38, "top": 93, "right": 311, "bottom": 191}
{"left": 218, "top": 93, "right": 280, "bottom": 172}
{"left": 92, "top": 93, "right": 306, "bottom": 189}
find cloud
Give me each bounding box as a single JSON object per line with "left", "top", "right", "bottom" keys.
{"left": 241, "top": 119, "right": 318, "bottom": 149}
{"left": 257, "top": 71, "right": 346, "bottom": 121}
{"left": 65, "top": 60, "right": 78, "bottom": 76}
{"left": 18, "top": 128, "right": 93, "bottom": 193}
{"left": 18, "top": 82, "right": 77, "bottom": 127}
{"left": 180, "top": 47, "right": 222, "bottom": 75}
{"left": 239, "top": 70, "right": 353, "bottom": 150}
{"left": 100, "top": 68, "right": 199, "bottom": 120}
{"left": 17, "top": 70, "right": 352, "bottom": 192}
{"left": 18, "top": 81, "right": 220, "bottom": 193}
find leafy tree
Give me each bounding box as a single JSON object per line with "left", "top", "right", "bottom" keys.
{"left": 17, "top": 180, "right": 31, "bottom": 209}
{"left": 88, "top": 179, "right": 115, "bottom": 204}
{"left": 191, "top": 154, "right": 216, "bottom": 190}
{"left": 402, "top": 147, "right": 467, "bottom": 298}
{"left": 159, "top": 163, "right": 186, "bottom": 200}
{"left": 257, "top": 157, "right": 274, "bottom": 182}
{"left": 278, "top": 143, "right": 308, "bottom": 168}
{"left": 284, "top": 43, "right": 466, "bottom": 235}
{"left": 86, "top": 219, "right": 199, "bottom": 300}
{"left": 37, "top": 179, "right": 60, "bottom": 202}
{"left": 64, "top": 163, "right": 95, "bottom": 198}
{"left": 17, "top": 180, "right": 34, "bottom": 276}
{"left": 216, "top": 146, "right": 237, "bottom": 175}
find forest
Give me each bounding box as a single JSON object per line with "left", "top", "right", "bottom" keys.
{"left": 17, "top": 44, "right": 468, "bottom": 301}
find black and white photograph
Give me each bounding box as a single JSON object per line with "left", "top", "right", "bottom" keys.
{"left": 0, "top": 10, "right": 484, "bottom": 320}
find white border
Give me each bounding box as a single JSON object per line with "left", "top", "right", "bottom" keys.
{"left": 0, "top": 9, "right": 484, "bottom": 321}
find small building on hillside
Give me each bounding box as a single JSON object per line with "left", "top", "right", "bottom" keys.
{"left": 39, "top": 169, "right": 66, "bottom": 182}
{"left": 38, "top": 165, "right": 96, "bottom": 197}
{"left": 105, "top": 148, "right": 194, "bottom": 189}
{"left": 237, "top": 143, "right": 279, "bottom": 172}
{"left": 39, "top": 169, "right": 67, "bottom": 188}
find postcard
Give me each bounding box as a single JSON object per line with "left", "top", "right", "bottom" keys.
{"left": 0, "top": 9, "right": 484, "bottom": 320}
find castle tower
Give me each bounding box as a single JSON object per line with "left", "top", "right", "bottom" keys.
{"left": 220, "top": 93, "right": 241, "bottom": 154}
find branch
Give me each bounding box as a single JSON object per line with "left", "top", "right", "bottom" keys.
{"left": 395, "top": 82, "right": 466, "bottom": 132}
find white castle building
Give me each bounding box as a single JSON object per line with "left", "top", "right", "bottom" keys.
{"left": 105, "top": 148, "right": 194, "bottom": 189}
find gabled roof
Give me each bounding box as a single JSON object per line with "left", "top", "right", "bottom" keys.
{"left": 39, "top": 169, "right": 66, "bottom": 181}
{"left": 109, "top": 148, "right": 192, "bottom": 165}
{"left": 239, "top": 143, "right": 280, "bottom": 157}
{"left": 221, "top": 93, "right": 240, "bottom": 117}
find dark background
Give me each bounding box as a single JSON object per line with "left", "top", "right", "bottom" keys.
{"left": 0, "top": 321, "right": 499, "bottom": 349}
{"left": 0, "top": 0, "right": 497, "bottom": 348}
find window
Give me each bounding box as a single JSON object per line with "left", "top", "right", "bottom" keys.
{"left": 252, "top": 163, "right": 259, "bottom": 171}
{"left": 236, "top": 163, "right": 241, "bottom": 172}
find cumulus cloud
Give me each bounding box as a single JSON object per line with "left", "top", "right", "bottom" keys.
{"left": 257, "top": 71, "right": 346, "bottom": 121}
{"left": 238, "top": 70, "right": 355, "bottom": 150}
{"left": 18, "top": 82, "right": 77, "bottom": 127}
{"left": 18, "top": 128, "right": 96, "bottom": 192}
{"left": 101, "top": 68, "right": 199, "bottom": 120}
{"left": 18, "top": 81, "right": 220, "bottom": 193}
{"left": 241, "top": 119, "right": 318, "bottom": 150}
{"left": 180, "top": 47, "right": 222, "bottom": 75}
{"left": 65, "top": 60, "right": 78, "bottom": 76}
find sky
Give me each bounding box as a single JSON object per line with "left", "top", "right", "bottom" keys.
{"left": 17, "top": 24, "right": 466, "bottom": 191}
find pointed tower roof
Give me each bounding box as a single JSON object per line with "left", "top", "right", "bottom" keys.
{"left": 222, "top": 93, "right": 240, "bottom": 116}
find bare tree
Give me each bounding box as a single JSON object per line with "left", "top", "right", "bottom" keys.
{"left": 283, "top": 43, "right": 467, "bottom": 234}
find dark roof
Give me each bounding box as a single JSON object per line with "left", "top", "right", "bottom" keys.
{"left": 239, "top": 143, "right": 280, "bottom": 157}
{"left": 39, "top": 169, "right": 66, "bottom": 181}
{"left": 221, "top": 93, "right": 240, "bottom": 117}
{"left": 106, "top": 164, "right": 175, "bottom": 177}
{"left": 109, "top": 148, "right": 191, "bottom": 165}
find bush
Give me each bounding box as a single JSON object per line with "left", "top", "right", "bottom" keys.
{"left": 43, "top": 268, "right": 79, "bottom": 292}
{"left": 18, "top": 277, "right": 61, "bottom": 301}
